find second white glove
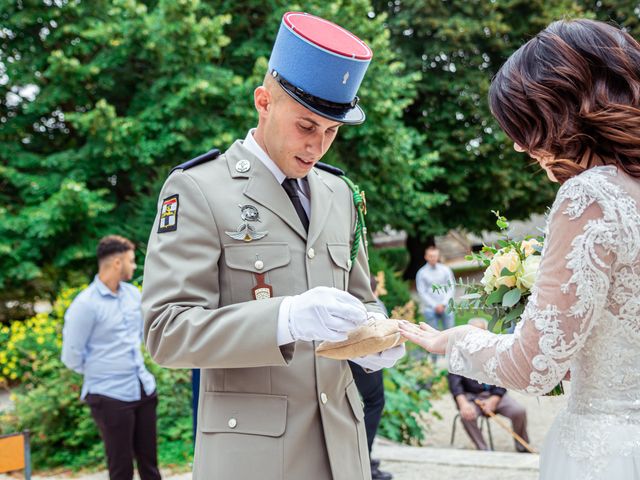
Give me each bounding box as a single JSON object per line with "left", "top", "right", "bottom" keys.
{"left": 283, "top": 286, "right": 368, "bottom": 342}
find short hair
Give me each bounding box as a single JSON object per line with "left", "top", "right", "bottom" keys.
{"left": 489, "top": 19, "right": 640, "bottom": 183}
{"left": 97, "top": 235, "right": 135, "bottom": 264}
{"left": 425, "top": 246, "right": 439, "bottom": 255}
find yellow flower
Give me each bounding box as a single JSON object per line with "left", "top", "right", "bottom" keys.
{"left": 490, "top": 250, "right": 521, "bottom": 288}
{"left": 521, "top": 239, "right": 542, "bottom": 257}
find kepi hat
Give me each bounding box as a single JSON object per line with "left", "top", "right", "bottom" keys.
{"left": 268, "top": 12, "right": 373, "bottom": 125}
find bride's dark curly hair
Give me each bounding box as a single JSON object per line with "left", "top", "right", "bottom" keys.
{"left": 489, "top": 19, "right": 640, "bottom": 183}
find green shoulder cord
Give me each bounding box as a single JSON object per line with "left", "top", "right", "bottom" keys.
{"left": 340, "top": 175, "right": 368, "bottom": 270}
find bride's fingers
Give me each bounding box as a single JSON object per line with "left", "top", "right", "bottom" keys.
{"left": 398, "top": 321, "right": 423, "bottom": 334}
{"left": 418, "top": 322, "right": 438, "bottom": 331}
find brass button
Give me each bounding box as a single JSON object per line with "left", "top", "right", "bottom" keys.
{"left": 235, "top": 160, "right": 251, "bottom": 173}
{"left": 228, "top": 418, "right": 237, "bottom": 429}
{"left": 307, "top": 248, "right": 315, "bottom": 259}
{"left": 254, "top": 260, "right": 264, "bottom": 270}
{"left": 320, "top": 392, "right": 328, "bottom": 404}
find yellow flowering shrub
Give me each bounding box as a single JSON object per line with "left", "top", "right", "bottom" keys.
{"left": 0, "top": 286, "right": 83, "bottom": 387}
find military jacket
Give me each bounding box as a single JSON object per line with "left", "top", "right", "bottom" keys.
{"left": 142, "top": 140, "right": 382, "bottom": 479}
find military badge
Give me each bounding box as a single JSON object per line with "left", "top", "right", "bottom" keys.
{"left": 225, "top": 204, "right": 268, "bottom": 242}
{"left": 158, "top": 194, "right": 179, "bottom": 233}
{"left": 252, "top": 273, "right": 273, "bottom": 300}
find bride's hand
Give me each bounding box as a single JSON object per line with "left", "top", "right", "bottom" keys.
{"left": 398, "top": 320, "right": 449, "bottom": 355}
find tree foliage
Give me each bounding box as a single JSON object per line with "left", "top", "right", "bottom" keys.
{"left": 371, "top": 0, "right": 585, "bottom": 237}
{"left": 0, "top": 0, "right": 435, "bottom": 318}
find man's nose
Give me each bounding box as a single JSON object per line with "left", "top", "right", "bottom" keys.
{"left": 306, "top": 132, "right": 325, "bottom": 157}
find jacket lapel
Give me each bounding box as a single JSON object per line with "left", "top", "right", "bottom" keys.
{"left": 307, "top": 168, "right": 334, "bottom": 248}
{"left": 226, "top": 142, "right": 308, "bottom": 241}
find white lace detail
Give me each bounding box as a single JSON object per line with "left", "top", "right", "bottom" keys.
{"left": 446, "top": 166, "right": 640, "bottom": 476}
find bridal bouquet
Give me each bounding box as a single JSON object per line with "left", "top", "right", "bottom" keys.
{"left": 447, "top": 212, "right": 564, "bottom": 395}
{"left": 459, "top": 212, "right": 543, "bottom": 331}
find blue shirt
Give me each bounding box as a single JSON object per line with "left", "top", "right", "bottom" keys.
{"left": 61, "top": 276, "right": 156, "bottom": 401}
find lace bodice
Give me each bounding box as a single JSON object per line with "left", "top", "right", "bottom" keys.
{"left": 446, "top": 166, "right": 640, "bottom": 472}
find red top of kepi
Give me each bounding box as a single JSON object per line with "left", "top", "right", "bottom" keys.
{"left": 283, "top": 12, "right": 373, "bottom": 61}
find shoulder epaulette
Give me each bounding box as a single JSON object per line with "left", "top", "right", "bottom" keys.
{"left": 170, "top": 148, "right": 221, "bottom": 174}
{"left": 315, "top": 162, "right": 345, "bottom": 177}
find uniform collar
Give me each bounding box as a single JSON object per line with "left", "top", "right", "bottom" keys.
{"left": 243, "top": 129, "right": 287, "bottom": 184}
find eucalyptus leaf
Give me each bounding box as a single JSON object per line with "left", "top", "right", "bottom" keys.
{"left": 486, "top": 285, "right": 509, "bottom": 305}
{"left": 502, "top": 288, "right": 522, "bottom": 308}
{"left": 500, "top": 267, "right": 517, "bottom": 277}
{"left": 503, "top": 304, "right": 525, "bottom": 323}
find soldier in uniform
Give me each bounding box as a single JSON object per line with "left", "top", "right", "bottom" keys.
{"left": 141, "top": 11, "right": 405, "bottom": 480}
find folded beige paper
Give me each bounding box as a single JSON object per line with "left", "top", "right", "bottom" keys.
{"left": 315, "top": 318, "right": 407, "bottom": 360}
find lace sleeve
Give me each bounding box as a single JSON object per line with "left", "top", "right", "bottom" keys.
{"left": 447, "top": 173, "right": 617, "bottom": 395}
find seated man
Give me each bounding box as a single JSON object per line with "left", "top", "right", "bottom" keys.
{"left": 448, "top": 318, "right": 530, "bottom": 452}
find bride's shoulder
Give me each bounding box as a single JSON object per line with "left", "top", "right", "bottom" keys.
{"left": 552, "top": 165, "right": 625, "bottom": 220}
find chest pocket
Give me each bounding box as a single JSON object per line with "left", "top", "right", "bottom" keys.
{"left": 328, "top": 243, "right": 351, "bottom": 291}
{"left": 223, "top": 242, "right": 291, "bottom": 303}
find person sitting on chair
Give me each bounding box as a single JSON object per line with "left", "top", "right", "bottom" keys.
{"left": 448, "top": 318, "right": 529, "bottom": 452}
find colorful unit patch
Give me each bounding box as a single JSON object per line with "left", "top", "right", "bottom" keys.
{"left": 158, "top": 194, "right": 179, "bottom": 233}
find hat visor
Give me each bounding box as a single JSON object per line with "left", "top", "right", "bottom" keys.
{"left": 277, "top": 83, "right": 366, "bottom": 125}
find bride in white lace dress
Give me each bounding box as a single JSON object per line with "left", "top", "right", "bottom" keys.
{"left": 400, "top": 19, "right": 640, "bottom": 480}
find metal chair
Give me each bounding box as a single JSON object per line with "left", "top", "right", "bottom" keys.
{"left": 450, "top": 413, "right": 494, "bottom": 450}
{"left": 0, "top": 430, "right": 32, "bottom": 479}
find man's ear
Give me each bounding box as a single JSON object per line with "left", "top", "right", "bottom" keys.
{"left": 254, "top": 86, "right": 271, "bottom": 116}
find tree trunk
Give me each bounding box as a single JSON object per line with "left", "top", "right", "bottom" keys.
{"left": 403, "top": 234, "right": 435, "bottom": 281}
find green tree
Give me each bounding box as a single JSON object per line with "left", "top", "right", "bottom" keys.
{"left": 1, "top": 0, "right": 438, "bottom": 318}
{"left": 371, "top": 0, "right": 585, "bottom": 275}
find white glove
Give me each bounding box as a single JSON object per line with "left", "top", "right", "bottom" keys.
{"left": 349, "top": 311, "right": 406, "bottom": 371}
{"left": 282, "top": 287, "right": 368, "bottom": 342}
{"left": 350, "top": 344, "right": 406, "bottom": 371}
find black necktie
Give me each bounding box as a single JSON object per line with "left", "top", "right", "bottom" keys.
{"left": 282, "top": 178, "right": 309, "bottom": 232}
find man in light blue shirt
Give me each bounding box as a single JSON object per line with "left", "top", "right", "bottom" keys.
{"left": 415, "top": 246, "right": 456, "bottom": 333}
{"left": 62, "top": 235, "right": 160, "bottom": 480}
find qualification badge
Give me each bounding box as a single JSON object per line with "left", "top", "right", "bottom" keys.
{"left": 225, "top": 205, "right": 268, "bottom": 242}
{"left": 158, "top": 194, "right": 179, "bottom": 233}
{"left": 252, "top": 273, "right": 273, "bottom": 300}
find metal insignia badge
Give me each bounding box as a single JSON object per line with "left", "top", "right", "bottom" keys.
{"left": 225, "top": 204, "right": 268, "bottom": 242}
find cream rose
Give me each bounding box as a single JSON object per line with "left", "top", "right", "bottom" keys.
{"left": 521, "top": 238, "right": 542, "bottom": 257}
{"left": 490, "top": 250, "right": 521, "bottom": 288}
{"left": 517, "top": 254, "right": 541, "bottom": 291}
{"left": 481, "top": 267, "right": 496, "bottom": 294}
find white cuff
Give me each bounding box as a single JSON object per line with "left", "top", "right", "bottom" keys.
{"left": 277, "top": 296, "right": 295, "bottom": 346}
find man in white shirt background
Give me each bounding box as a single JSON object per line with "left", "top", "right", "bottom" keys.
{"left": 415, "top": 246, "right": 456, "bottom": 358}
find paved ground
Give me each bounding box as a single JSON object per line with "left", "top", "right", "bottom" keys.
{"left": 1, "top": 383, "right": 568, "bottom": 479}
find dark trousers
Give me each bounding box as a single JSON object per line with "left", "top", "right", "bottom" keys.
{"left": 348, "top": 361, "right": 385, "bottom": 455}
{"left": 86, "top": 388, "right": 161, "bottom": 480}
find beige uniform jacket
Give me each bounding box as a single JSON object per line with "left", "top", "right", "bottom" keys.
{"left": 142, "top": 140, "right": 383, "bottom": 479}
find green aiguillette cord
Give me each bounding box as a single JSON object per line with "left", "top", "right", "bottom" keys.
{"left": 340, "top": 175, "right": 368, "bottom": 270}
